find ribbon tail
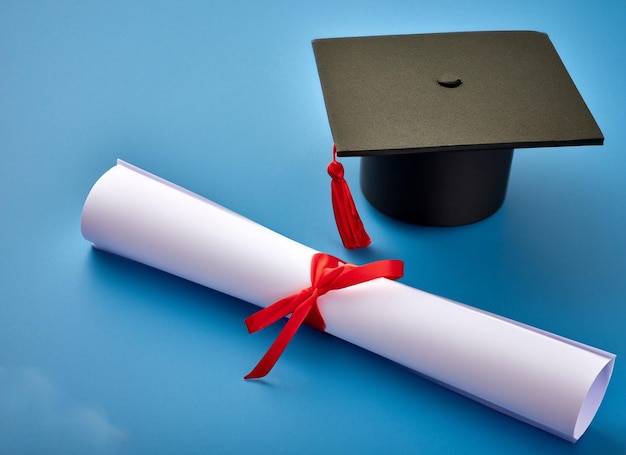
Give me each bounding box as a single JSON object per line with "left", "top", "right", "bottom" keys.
{"left": 245, "top": 291, "right": 308, "bottom": 333}
{"left": 332, "top": 259, "right": 405, "bottom": 289}
{"left": 302, "top": 303, "right": 326, "bottom": 332}
{"left": 244, "top": 298, "right": 315, "bottom": 379}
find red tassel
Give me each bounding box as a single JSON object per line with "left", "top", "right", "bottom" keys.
{"left": 327, "top": 144, "right": 371, "bottom": 249}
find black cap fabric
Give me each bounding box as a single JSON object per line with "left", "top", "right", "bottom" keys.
{"left": 313, "top": 31, "right": 603, "bottom": 157}
{"left": 312, "top": 31, "right": 603, "bottom": 226}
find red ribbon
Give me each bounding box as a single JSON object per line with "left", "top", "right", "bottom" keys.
{"left": 244, "top": 253, "right": 404, "bottom": 379}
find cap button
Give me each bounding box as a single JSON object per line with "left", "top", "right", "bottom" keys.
{"left": 437, "top": 74, "right": 462, "bottom": 88}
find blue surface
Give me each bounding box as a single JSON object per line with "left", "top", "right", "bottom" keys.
{"left": 2, "top": 1, "right": 625, "bottom": 453}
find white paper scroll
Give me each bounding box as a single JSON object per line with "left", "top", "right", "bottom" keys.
{"left": 81, "top": 160, "right": 615, "bottom": 442}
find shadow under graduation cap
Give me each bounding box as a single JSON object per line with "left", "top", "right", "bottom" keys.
{"left": 312, "top": 31, "right": 603, "bottom": 226}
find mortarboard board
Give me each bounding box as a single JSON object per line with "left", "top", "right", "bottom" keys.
{"left": 312, "top": 31, "right": 603, "bottom": 237}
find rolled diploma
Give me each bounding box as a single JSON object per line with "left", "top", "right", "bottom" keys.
{"left": 81, "top": 160, "right": 615, "bottom": 442}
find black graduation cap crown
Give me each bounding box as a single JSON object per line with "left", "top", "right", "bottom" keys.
{"left": 313, "top": 31, "right": 603, "bottom": 231}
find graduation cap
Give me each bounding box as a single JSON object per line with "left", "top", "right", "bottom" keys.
{"left": 312, "top": 31, "right": 603, "bottom": 248}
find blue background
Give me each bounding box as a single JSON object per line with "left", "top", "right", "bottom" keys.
{"left": 1, "top": 1, "right": 625, "bottom": 453}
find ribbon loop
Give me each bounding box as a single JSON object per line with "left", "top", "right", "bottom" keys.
{"left": 244, "top": 252, "right": 404, "bottom": 379}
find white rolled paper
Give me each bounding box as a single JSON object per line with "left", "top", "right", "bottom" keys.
{"left": 81, "top": 160, "right": 615, "bottom": 442}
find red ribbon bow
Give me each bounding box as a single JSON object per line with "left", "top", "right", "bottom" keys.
{"left": 244, "top": 253, "right": 404, "bottom": 379}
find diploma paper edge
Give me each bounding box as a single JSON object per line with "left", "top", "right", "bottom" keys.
{"left": 441, "top": 296, "right": 616, "bottom": 441}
